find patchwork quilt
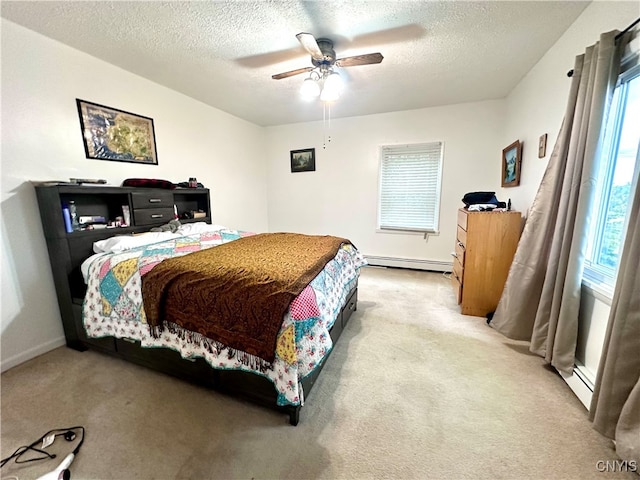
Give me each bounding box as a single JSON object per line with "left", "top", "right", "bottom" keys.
{"left": 83, "top": 229, "right": 365, "bottom": 406}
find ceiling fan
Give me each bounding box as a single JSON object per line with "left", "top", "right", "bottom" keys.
{"left": 271, "top": 32, "right": 384, "bottom": 80}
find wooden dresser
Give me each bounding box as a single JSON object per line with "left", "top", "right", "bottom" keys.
{"left": 451, "top": 208, "right": 522, "bottom": 317}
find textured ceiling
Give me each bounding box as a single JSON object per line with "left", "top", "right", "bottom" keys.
{"left": 2, "top": 1, "right": 591, "bottom": 126}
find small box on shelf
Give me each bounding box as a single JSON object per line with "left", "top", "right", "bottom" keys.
{"left": 122, "top": 205, "right": 131, "bottom": 226}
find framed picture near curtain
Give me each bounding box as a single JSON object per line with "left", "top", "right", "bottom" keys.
{"left": 290, "top": 148, "right": 316, "bottom": 172}
{"left": 501, "top": 140, "right": 522, "bottom": 187}
{"left": 76, "top": 99, "right": 158, "bottom": 165}
{"left": 538, "top": 133, "right": 548, "bottom": 158}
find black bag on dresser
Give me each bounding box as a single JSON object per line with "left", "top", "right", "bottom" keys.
{"left": 462, "top": 191, "right": 506, "bottom": 209}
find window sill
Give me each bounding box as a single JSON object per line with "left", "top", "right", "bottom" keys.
{"left": 376, "top": 228, "right": 439, "bottom": 236}
{"left": 581, "top": 277, "right": 614, "bottom": 306}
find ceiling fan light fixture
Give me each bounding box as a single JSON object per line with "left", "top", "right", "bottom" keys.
{"left": 272, "top": 32, "right": 382, "bottom": 103}
{"left": 320, "top": 71, "right": 343, "bottom": 102}
{"left": 300, "top": 76, "right": 321, "bottom": 100}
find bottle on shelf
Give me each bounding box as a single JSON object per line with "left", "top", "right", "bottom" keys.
{"left": 68, "top": 201, "right": 80, "bottom": 231}
{"left": 62, "top": 205, "right": 73, "bottom": 233}
{"left": 188, "top": 177, "right": 198, "bottom": 188}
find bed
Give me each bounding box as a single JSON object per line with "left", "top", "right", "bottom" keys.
{"left": 80, "top": 223, "right": 364, "bottom": 424}
{"left": 34, "top": 184, "right": 364, "bottom": 425}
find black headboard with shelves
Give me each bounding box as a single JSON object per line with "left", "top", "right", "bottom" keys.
{"left": 34, "top": 184, "right": 211, "bottom": 348}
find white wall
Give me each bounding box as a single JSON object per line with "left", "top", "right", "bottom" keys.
{"left": 0, "top": 20, "right": 268, "bottom": 371}
{"left": 501, "top": 0, "right": 640, "bottom": 404}
{"left": 502, "top": 1, "right": 640, "bottom": 215}
{"left": 265, "top": 100, "right": 506, "bottom": 266}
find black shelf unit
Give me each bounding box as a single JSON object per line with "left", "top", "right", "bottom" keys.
{"left": 34, "top": 184, "right": 211, "bottom": 349}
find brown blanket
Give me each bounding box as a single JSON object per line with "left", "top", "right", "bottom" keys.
{"left": 142, "top": 232, "right": 350, "bottom": 362}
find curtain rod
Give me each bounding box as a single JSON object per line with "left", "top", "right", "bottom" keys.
{"left": 616, "top": 16, "right": 640, "bottom": 41}
{"left": 567, "top": 16, "right": 640, "bottom": 77}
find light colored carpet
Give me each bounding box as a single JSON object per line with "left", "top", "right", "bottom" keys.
{"left": 1, "top": 266, "right": 630, "bottom": 479}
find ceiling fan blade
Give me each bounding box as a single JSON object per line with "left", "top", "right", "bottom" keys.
{"left": 296, "top": 32, "right": 324, "bottom": 61}
{"left": 336, "top": 52, "right": 384, "bottom": 67}
{"left": 271, "top": 66, "right": 314, "bottom": 80}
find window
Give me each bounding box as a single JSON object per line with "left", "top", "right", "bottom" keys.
{"left": 378, "top": 142, "right": 444, "bottom": 233}
{"left": 584, "top": 64, "right": 640, "bottom": 290}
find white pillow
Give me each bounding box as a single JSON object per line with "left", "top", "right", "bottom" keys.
{"left": 176, "top": 222, "right": 227, "bottom": 236}
{"left": 93, "top": 231, "right": 182, "bottom": 254}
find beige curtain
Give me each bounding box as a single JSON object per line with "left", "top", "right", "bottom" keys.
{"left": 490, "top": 31, "right": 621, "bottom": 374}
{"left": 590, "top": 155, "right": 640, "bottom": 464}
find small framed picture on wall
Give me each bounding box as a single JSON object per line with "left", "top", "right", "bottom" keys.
{"left": 290, "top": 148, "right": 315, "bottom": 173}
{"left": 502, "top": 140, "right": 522, "bottom": 187}
{"left": 538, "top": 133, "right": 548, "bottom": 158}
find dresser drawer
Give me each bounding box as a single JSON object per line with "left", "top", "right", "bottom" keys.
{"left": 454, "top": 240, "right": 466, "bottom": 266}
{"left": 451, "top": 271, "right": 462, "bottom": 305}
{"left": 453, "top": 256, "right": 464, "bottom": 284}
{"left": 133, "top": 207, "right": 174, "bottom": 226}
{"left": 457, "top": 208, "right": 468, "bottom": 230}
{"left": 115, "top": 338, "right": 212, "bottom": 383}
{"left": 341, "top": 288, "right": 358, "bottom": 328}
{"left": 456, "top": 225, "right": 467, "bottom": 247}
{"left": 131, "top": 191, "right": 174, "bottom": 209}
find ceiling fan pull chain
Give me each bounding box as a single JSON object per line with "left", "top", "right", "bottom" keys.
{"left": 322, "top": 102, "right": 333, "bottom": 149}
{"left": 327, "top": 103, "right": 332, "bottom": 145}
{"left": 323, "top": 102, "right": 327, "bottom": 149}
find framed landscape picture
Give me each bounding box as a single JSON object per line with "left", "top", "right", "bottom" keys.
{"left": 502, "top": 140, "right": 522, "bottom": 187}
{"left": 290, "top": 148, "right": 316, "bottom": 172}
{"left": 76, "top": 99, "right": 158, "bottom": 165}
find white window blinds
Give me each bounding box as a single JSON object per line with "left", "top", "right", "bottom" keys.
{"left": 378, "top": 142, "right": 444, "bottom": 233}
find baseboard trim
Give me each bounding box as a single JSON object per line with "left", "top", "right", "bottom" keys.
{"left": 1, "top": 336, "right": 66, "bottom": 373}
{"left": 364, "top": 255, "right": 452, "bottom": 272}
{"left": 558, "top": 364, "right": 594, "bottom": 410}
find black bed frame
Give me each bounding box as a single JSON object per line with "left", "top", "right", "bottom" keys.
{"left": 34, "top": 184, "right": 357, "bottom": 425}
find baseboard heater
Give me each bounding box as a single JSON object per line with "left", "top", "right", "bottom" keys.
{"left": 558, "top": 363, "right": 595, "bottom": 410}
{"left": 364, "top": 255, "right": 452, "bottom": 272}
